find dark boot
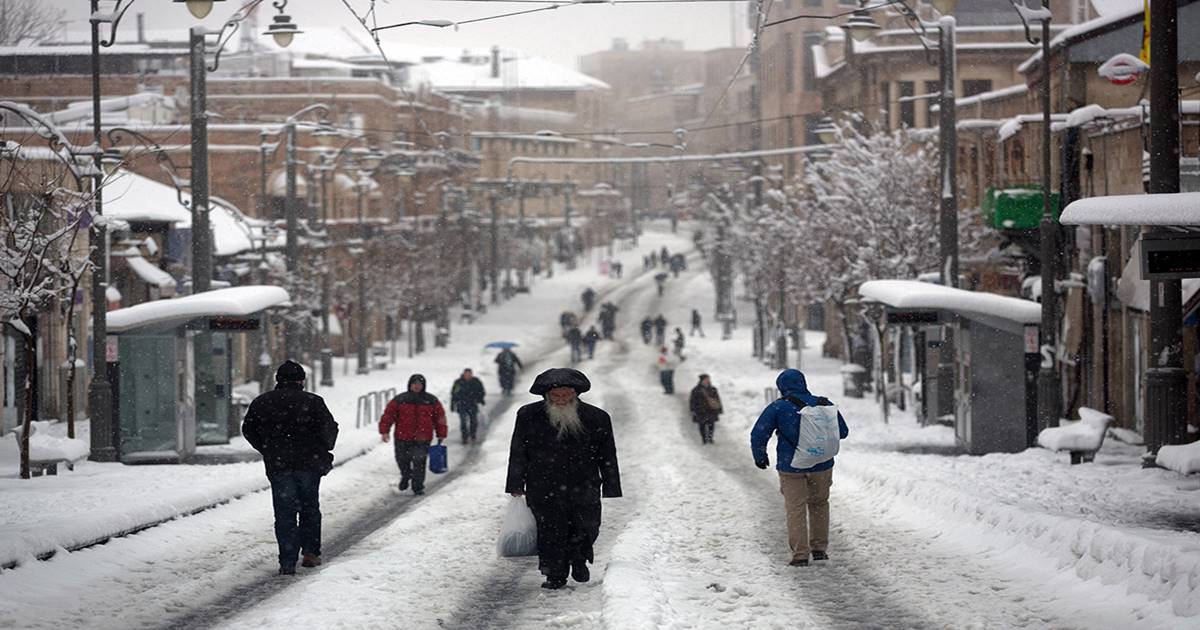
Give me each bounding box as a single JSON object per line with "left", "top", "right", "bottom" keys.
{"left": 811, "top": 551, "right": 829, "bottom": 561}
{"left": 399, "top": 477, "right": 409, "bottom": 491}
{"left": 788, "top": 558, "right": 809, "bottom": 567}
{"left": 541, "top": 576, "right": 568, "bottom": 589}
{"left": 279, "top": 565, "right": 297, "bottom": 575}
{"left": 301, "top": 553, "right": 322, "bottom": 568}
{"left": 571, "top": 560, "right": 590, "bottom": 583}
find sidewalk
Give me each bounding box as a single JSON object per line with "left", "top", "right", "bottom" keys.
{"left": 0, "top": 228, "right": 695, "bottom": 570}
{"left": 667, "top": 270, "right": 1200, "bottom": 618}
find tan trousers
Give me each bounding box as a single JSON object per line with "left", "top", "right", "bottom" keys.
{"left": 778, "top": 469, "right": 832, "bottom": 560}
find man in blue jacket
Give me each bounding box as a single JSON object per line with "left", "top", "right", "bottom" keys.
{"left": 750, "top": 369, "right": 849, "bottom": 567}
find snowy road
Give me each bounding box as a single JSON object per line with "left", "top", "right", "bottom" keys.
{"left": 1, "top": 227, "right": 1192, "bottom": 629}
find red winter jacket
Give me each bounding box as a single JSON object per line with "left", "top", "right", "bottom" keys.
{"left": 379, "top": 392, "right": 448, "bottom": 442}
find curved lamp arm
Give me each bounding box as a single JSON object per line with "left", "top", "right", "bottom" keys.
{"left": 0, "top": 101, "right": 101, "bottom": 187}
{"left": 93, "top": 0, "right": 140, "bottom": 48}
{"left": 105, "top": 126, "right": 193, "bottom": 209}
{"left": 207, "top": 0, "right": 270, "bottom": 72}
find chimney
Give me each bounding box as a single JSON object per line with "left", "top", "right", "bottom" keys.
{"left": 491, "top": 46, "right": 501, "bottom": 79}
{"left": 136, "top": 13, "right": 145, "bottom": 43}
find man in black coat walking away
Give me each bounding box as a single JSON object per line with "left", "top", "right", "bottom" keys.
{"left": 566, "top": 325, "right": 584, "bottom": 363}
{"left": 690, "top": 308, "right": 705, "bottom": 337}
{"left": 583, "top": 326, "right": 601, "bottom": 359}
{"left": 242, "top": 361, "right": 339, "bottom": 575}
{"left": 450, "top": 368, "right": 487, "bottom": 444}
{"left": 653, "top": 314, "right": 668, "bottom": 346}
{"left": 640, "top": 317, "right": 654, "bottom": 345}
{"left": 505, "top": 368, "right": 622, "bottom": 590}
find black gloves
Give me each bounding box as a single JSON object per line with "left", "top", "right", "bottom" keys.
{"left": 755, "top": 456, "right": 770, "bottom": 470}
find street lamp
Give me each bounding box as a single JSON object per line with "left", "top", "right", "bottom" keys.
{"left": 262, "top": 1, "right": 303, "bottom": 48}
{"left": 175, "top": 0, "right": 225, "bottom": 20}
{"left": 354, "top": 172, "right": 377, "bottom": 374}
{"left": 843, "top": 5, "right": 882, "bottom": 43}
{"left": 813, "top": 116, "right": 839, "bottom": 146}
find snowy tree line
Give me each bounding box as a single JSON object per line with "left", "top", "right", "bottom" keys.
{"left": 695, "top": 122, "right": 989, "bottom": 359}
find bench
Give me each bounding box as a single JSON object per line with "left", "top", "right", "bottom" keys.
{"left": 1037, "top": 407, "right": 1114, "bottom": 464}
{"left": 14, "top": 421, "right": 88, "bottom": 476}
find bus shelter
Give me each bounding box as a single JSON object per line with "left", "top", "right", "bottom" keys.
{"left": 859, "top": 280, "right": 1042, "bottom": 455}
{"left": 105, "top": 286, "right": 289, "bottom": 464}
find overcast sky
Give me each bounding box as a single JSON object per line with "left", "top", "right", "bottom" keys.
{"left": 51, "top": 0, "right": 750, "bottom": 69}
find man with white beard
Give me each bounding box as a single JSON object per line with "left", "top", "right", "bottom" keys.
{"left": 505, "top": 368, "right": 622, "bottom": 590}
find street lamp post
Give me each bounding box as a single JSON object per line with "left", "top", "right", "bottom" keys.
{"left": 1144, "top": 0, "right": 1187, "bottom": 462}
{"left": 490, "top": 193, "right": 500, "bottom": 305}
{"left": 355, "top": 175, "right": 370, "bottom": 375}
{"left": 1034, "top": 0, "right": 1062, "bottom": 435}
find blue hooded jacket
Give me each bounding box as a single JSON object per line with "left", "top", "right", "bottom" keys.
{"left": 750, "top": 369, "right": 849, "bottom": 473}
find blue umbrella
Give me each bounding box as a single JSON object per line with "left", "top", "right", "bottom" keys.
{"left": 485, "top": 341, "right": 519, "bottom": 350}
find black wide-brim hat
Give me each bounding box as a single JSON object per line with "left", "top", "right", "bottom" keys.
{"left": 529, "top": 368, "right": 591, "bottom": 396}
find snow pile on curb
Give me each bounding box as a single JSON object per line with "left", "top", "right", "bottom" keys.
{"left": 1157, "top": 442, "right": 1200, "bottom": 475}
{"left": 840, "top": 458, "right": 1200, "bottom": 616}
{"left": 1037, "top": 407, "right": 1113, "bottom": 452}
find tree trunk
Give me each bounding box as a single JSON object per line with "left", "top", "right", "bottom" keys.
{"left": 19, "top": 315, "right": 37, "bottom": 480}
{"left": 65, "top": 281, "right": 80, "bottom": 439}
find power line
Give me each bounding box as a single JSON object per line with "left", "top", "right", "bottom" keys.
{"left": 372, "top": 1, "right": 581, "bottom": 32}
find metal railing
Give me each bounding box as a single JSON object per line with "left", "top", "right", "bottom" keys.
{"left": 356, "top": 387, "right": 397, "bottom": 428}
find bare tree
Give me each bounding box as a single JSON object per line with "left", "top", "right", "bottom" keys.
{"left": 0, "top": 0, "right": 65, "bottom": 46}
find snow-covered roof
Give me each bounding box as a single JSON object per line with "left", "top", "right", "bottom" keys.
{"left": 1060, "top": 192, "right": 1200, "bottom": 225}
{"left": 1051, "top": 101, "right": 1199, "bottom": 132}
{"left": 121, "top": 255, "right": 176, "bottom": 290}
{"left": 409, "top": 54, "right": 609, "bottom": 92}
{"left": 107, "top": 286, "right": 289, "bottom": 334}
{"left": 102, "top": 168, "right": 193, "bottom": 224}
{"left": 1015, "top": 0, "right": 1185, "bottom": 74}
{"left": 859, "top": 280, "right": 1042, "bottom": 325}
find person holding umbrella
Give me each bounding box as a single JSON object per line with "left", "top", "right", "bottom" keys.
{"left": 493, "top": 344, "right": 524, "bottom": 396}
{"left": 506, "top": 368, "right": 622, "bottom": 589}
{"left": 654, "top": 272, "right": 668, "bottom": 296}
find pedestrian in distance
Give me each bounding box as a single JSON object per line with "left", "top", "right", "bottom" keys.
{"left": 379, "top": 374, "right": 448, "bottom": 496}
{"left": 581, "top": 287, "right": 596, "bottom": 313}
{"left": 559, "top": 311, "right": 576, "bottom": 337}
{"left": 672, "top": 327, "right": 686, "bottom": 357}
{"left": 583, "top": 326, "right": 601, "bottom": 360}
{"left": 750, "top": 369, "right": 849, "bottom": 567}
{"left": 566, "top": 325, "right": 584, "bottom": 363}
{"left": 612, "top": 260, "right": 623, "bottom": 278}
{"left": 495, "top": 347, "right": 524, "bottom": 396}
{"left": 640, "top": 317, "right": 654, "bottom": 345}
{"left": 653, "top": 314, "right": 668, "bottom": 346}
{"left": 505, "top": 368, "right": 622, "bottom": 590}
{"left": 599, "top": 302, "right": 618, "bottom": 340}
{"left": 659, "top": 246, "right": 669, "bottom": 266}
{"left": 689, "top": 374, "right": 722, "bottom": 444}
{"left": 690, "top": 309, "right": 705, "bottom": 337}
{"left": 450, "top": 368, "right": 486, "bottom": 444}
{"left": 656, "top": 347, "right": 677, "bottom": 394}
{"left": 242, "top": 360, "right": 339, "bottom": 575}
{"left": 654, "top": 272, "right": 668, "bottom": 297}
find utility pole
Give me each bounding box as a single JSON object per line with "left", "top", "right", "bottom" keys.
{"left": 189, "top": 26, "right": 218, "bottom": 438}
{"left": 490, "top": 193, "right": 500, "bottom": 305}
{"left": 1145, "top": 0, "right": 1187, "bottom": 463}
{"left": 936, "top": 15, "right": 959, "bottom": 423}
{"left": 87, "top": 0, "right": 116, "bottom": 462}
{"left": 284, "top": 120, "right": 301, "bottom": 361}
{"left": 356, "top": 179, "right": 369, "bottom": 375}
{"left": 1037, "top": 1, "right": 1062, "bottom": 434}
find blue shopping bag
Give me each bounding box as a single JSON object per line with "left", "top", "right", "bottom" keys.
{"left": 428, "top": 444, "right": 448, "bottom": 474}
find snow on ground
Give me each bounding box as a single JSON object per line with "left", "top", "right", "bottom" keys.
{"left": 3, "top": 224, "right": 1198, "bottom": 629}
{"left": 0, "top": 227, "right": 694, "bottom": 629}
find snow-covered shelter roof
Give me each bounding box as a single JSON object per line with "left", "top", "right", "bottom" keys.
{"left": 107, "top": 286, "right": 289, "bottom": 334}
{"left": 102, "top": 169, "right": 278, "bottom": 256}
{"left": 409, "top": 54, "right": 609, "bottom": 92}
{"left": 1060, "top": 192, "right": 1200, "bottom": 226}
{"left": 859, "top": 280, "right": 1042, "bottom": 328}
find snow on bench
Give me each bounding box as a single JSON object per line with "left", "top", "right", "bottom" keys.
{"left": 15, "top": 421, "right": 89, "bottom": 476}
{"left": 1156, "top": 441, "right": 1200, "bottom": 475}
{"left": 1037, "top": 407, "right": 1114, "bottom": 464}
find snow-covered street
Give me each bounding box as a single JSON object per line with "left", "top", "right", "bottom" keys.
{"left": 1, "top": 227, "right": 1195, "bottom": 630}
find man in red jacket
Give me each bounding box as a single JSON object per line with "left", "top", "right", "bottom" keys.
{"left": 379, "top": 374, "right": 447, "bottom": 495}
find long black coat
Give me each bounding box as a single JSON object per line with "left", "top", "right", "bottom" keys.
{"left": 242, "top": 382, "right": 339, "bottom": 475}
{"left": 505, "top": 400, "right": 622, "bottom": 505}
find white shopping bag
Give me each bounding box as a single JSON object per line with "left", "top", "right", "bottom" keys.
{"left": 496, "top": 496, "right": 538, "bottom": 557}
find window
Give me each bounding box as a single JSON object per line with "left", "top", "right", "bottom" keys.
{"left": 924, "top": 80, "right": 939, "bottom": 127}
{"left": 880, "top": 82, "right": 891, "bottom": 128}
{"left": 898, "top": 81, "right": 915, "bottom": 128}
{"left": 784, "top": 33, "right": 796, "bottom": 93}
{"left": 805, "top": 0, "right": 823, "bottom": 7}
{"left": 962, "top": 79, "right": 993, "bottom": 98}
{"left": 802, "top": 31, "right": 821, "bottom": 92}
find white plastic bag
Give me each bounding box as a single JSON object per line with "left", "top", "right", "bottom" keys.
{"left": 496, "top": 496, "right": 538, "bottom": 557}
{"left": 789, "top": 404, "right": 841, "bottom": 469}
